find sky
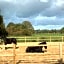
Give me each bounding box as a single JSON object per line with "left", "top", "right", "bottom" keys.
{"left": 0, "top": 0, "right": 64, "bottom": 30}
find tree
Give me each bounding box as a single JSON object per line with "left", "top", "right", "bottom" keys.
{"left": 21, "top": 21, "right": 34, "bottom": 36}
{"left": 6, "top": 22, "right": 16, "bottom": 35}
{"left": 60, "top": 27, "right": 64, "bottom": 33}
{"left": 6, "top": 21, "right": 35, "bottom": 36}
{"left": 0, "top": 15, "right": 8, "bottom": 38}
{"left": 7, "top": 22, "right": 15, "bottom": 27}
{"left": 0, "top": 15, "right": 5, "bottom": 29}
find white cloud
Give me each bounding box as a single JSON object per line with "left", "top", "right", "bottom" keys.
{"left": 55, "top": 0, "right": 64, "bottom": 7}
{"left": 0, "top": 0, "right": 64, "bottom": 30}
{"left": 40, "top": 0, "right": 48, "bottom": 2}
{"left": 42, "top": 0, "right": 64, "bottom": 17}
{"left": 34, "top": 15, "right": 56, "bottom": 20}
{"left": 4, "top": 0, "right": 13, "bottom": 2}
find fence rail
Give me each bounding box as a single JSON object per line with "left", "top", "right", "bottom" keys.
{"left": 7, "top": 36, "right": 64, "bottom": 42}
{"left": 0, "top": 36, "right": 64, "bottom": 64}
{"left": 0, "top": 42, "right": 64, "bottom": 64}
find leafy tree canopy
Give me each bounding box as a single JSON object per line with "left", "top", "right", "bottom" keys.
{"left": 0, "top": 15, "right": 8, "bottom": 38}
{"left": 6, "top": 21, "right": 35, "bottom": 36}
{"left": 22, "top": 21, "right": 34, "bottom": 30}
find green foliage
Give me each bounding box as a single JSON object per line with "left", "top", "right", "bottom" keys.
{"left": 22, "top": 21, "right": 34, "bottom": 29}
{"left": 0, "top": 15, "right": 8, "bottom": 38}
{"left": 0, "top": 15, "right": 5, "bottom": 29}
{"left": 7, "top": 22, "right": 15, "bottom": 27}
{"left": 6, "top": 21, "right": 35, "bottom": 36}
{"left": 60, "top": 27, "right": 64, "bottom": 33}
{"left": 6, "top": 20, "right": 64, "bottom": 36}
{"left": 21, "top": 21, "right": 34, "bottom": 36}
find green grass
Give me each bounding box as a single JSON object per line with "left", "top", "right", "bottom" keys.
{"left": 8, "top": 33, "right": 64, "bottom": 42}
{"left": 9, "top": 33, "right": 64, "bottom": 37}
{"left": 32, "top": 33, "right": 64, "bottom": 37}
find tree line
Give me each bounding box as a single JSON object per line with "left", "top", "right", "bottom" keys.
{"left": 35, "top": 28, "right": 64, "bottom": 34}
{"left": 0, "top": 15, "right": 64, "bottom": 37}
{"left": 6, "top": 21, "right": 34, "bottom": 36}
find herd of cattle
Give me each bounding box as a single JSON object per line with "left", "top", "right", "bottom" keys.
{"left": 0, "top": 37, "right": 47, "bottom": 53}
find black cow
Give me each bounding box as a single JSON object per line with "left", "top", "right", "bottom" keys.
{"left": 26, "top": 46, "right": 44, "bottom": 53}
{"left": 4, "top": 38, "right": 17, "bottom": 45}
{"left": 4, "top": 38, "right": 17, "bottom": 50}
{"left": 39, "top": 41, "right": 47, "bottom": 49}
{"left": 39, "top": 41, "right": 46, "bottom": 45}
{"left": 26, "top": 41, "right": 47, "bottom": 53}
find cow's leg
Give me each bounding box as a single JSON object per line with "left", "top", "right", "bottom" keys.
{"left": 4, "top": 43, "right": 7, "bottom": 50}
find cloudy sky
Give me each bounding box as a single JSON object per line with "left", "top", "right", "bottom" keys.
{"left": 0, "top": 0, "right": 64, "bottom": 30}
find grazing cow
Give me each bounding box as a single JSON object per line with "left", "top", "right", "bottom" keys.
{"left": 4, "top": 38, "right": 17, "bottom": 45}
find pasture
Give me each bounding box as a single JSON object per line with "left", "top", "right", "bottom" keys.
{"left": 7, "top": 33, "right": 64, "bottom": 43}
{"left": 0, "top": 35, "right": 64, "bottom": 64}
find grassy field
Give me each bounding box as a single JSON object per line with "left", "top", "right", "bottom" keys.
{"left": 32, "top": 33, "right": 64, "bottom": 37}
{"left": 8, "top": 33, "right": 64, "bottom": 42}
{"left": 9, "top": 33, "right": 64, "bottom": 37}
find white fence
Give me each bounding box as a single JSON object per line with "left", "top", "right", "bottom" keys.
{"left": 0, "top": 42, "right": 64, "bottom": 64}
{"left": 0, "top": 36, "right": 64, "bottom": 64}
{"left": 7, "top": 36, "right": 64, "bottom": 42}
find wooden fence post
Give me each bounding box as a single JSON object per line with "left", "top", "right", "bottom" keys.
{"left": 59, "top": 42, "right": 62, "bottom": 64}
{"left": 25, "top": 36, "right": 26, "bottom": 43}
{"left": 50, "top": 36, "right": 51, "bottom": 42}
{"left": 13, "top": 44, "right": 16, "bottom": 64}
{"left": 62, "top": 36, "right": 63, "bottom": 42}
{"left": 3, "top": 45, "right": 5, "bottom": 50}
